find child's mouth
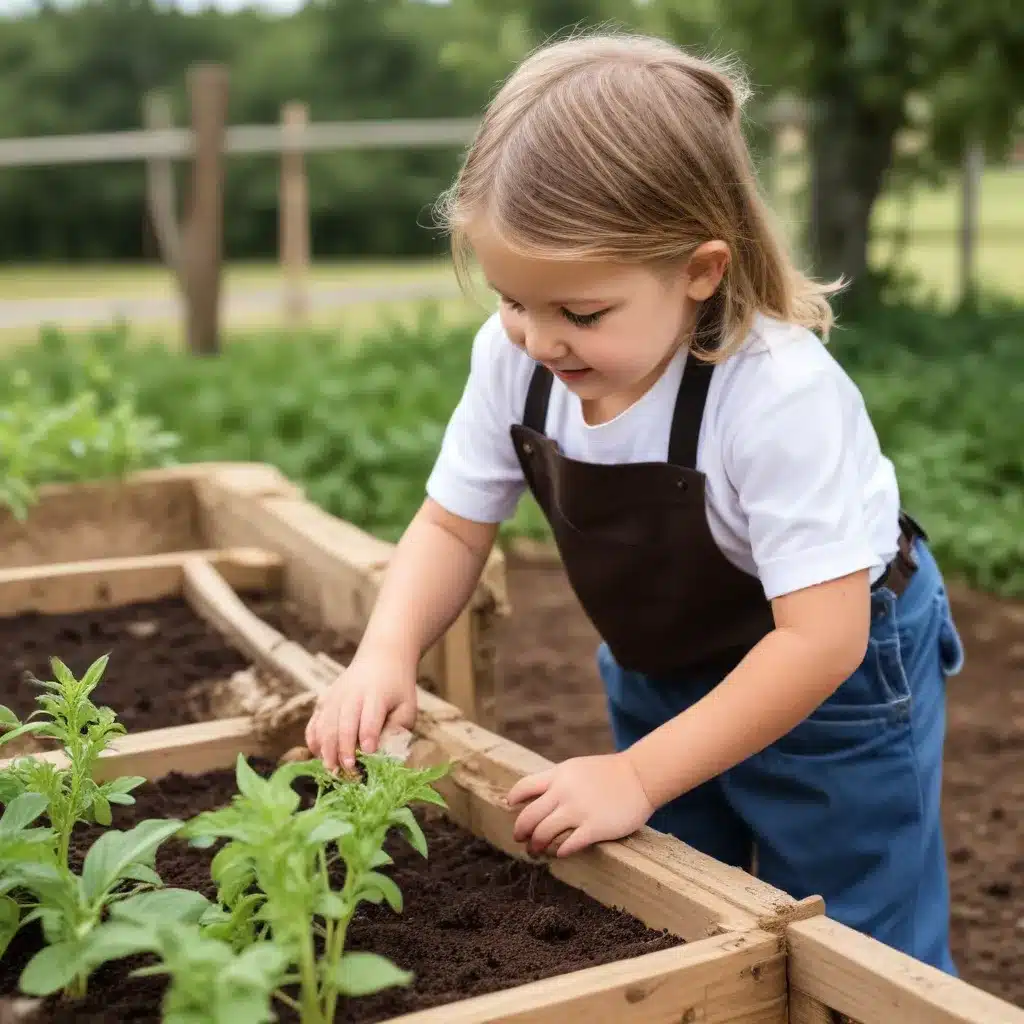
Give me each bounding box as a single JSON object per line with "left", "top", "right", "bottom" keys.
{"left": 551, "top": 366, "right": 591, "bottom": 383}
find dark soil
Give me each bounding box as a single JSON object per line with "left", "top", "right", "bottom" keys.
{"left": 0, "top": 596, "right": 358, "bottom": 740}
{"left": 493, "top": 554, "right": 1024, "bottom": 1008}
{"left": 0, "top": 762, "right": 680, "bottom": 1023}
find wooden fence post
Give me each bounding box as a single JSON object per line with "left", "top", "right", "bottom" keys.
{"left": 142, "top": 90, "right": 184, "bottom": 288}
{"left": 183, "top": 63, "right": 229, "bottom": 355}
{"left": 280, "top": 101, "right": 310, "bottom": 326}
{"left": 959, "top": 140, "right": 984, "bottom": 306}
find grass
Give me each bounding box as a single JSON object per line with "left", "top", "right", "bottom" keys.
{"left": 0, "top": 257, "right": 455, "bottom": 301}
{"left": 769, "top": 160, "right": 1024, "bottom": 304}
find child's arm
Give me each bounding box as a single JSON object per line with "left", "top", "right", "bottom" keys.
{"left": 306, "top": 498, "right": 497, "bottom": 771}
{"left": 624, "top": 569, "right": 870, "bottom": 807}
{"left": 507, "top": 570, "right": 871, "bottom": 857}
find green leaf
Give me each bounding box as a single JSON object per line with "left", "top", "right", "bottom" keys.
{"left": 307, "top": 817, "right": 353, "bottom": 845}
{"left": 234, "top": 755, "right": 268, "bottom": 802}
{"left": 389, "top": 807, "right": 427, "bottom": 858}
{"left": 0, "top": 706, "right": 21, "bottom": 729}
{"left": 357, "top": 871, "right": 403, "bottom": 913}
{"left": 120, "top": 863, "right": 162, "bottom": 887}
{"left": 331, "top": 951, "right": 413, "bottom": 997}
{"left": 0, "top": 791, "right": 48, "bottom": 833}
{"left": 112, "top": 888, "right": 213, "bottom": 925}
{"left": 20, "top": 940, "right": 86, "bottom": 996}
{"left": 80, "top": 654, "right": 110, "bottom": 695}
{"left": 81, "top": 921, "right": 157, "bottom": 969}
{"left": 315, "top": 892, "right": 348, "bottom": 920}
{"left": 92, "top": 793, "right": 112, "bottom": 826}
{"left": 369, "top": 849, "right": 394, "bottom": 869}
{"left": 0, "top": 722, "right": 50, "bottom": 748}
{"left": 80, "top": 819, "right": 182, "bottom": 903}
{"left": 0, "top": 895, "right": 22, "bottom": 959}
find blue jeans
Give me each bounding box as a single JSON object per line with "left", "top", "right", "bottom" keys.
{"left": 599, "top": 538, "right": 964, "bottom": 973}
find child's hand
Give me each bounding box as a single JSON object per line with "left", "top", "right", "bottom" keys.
{"left": 305, "top": 649, "right": 417, "bottom": 773}
{"left": 506, "top": 753, "right": 655, "bottom": 858}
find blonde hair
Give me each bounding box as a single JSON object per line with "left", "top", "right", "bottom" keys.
{"left": 434, "top": 31, "right": 840, "bottom": 361}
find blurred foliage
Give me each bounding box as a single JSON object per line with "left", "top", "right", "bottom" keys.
{"left": 0, "top": 0, "right": 1019, "bottom": 282}
{"left": 1, "top": 301, "right": 1022, "bottom": 597}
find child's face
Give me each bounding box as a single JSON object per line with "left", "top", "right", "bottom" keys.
{"left": 470, "top": 228, "right": 723, "bottom": 420}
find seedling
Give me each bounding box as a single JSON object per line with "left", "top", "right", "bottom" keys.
{"left": 0, "top": 655, "right": 182, "bottom": 1000}
{"left": 85, "top": 749, "right": 451, "bottom": 1023}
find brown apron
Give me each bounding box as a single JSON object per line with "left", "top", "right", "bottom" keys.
{"left": 509, "top": 354, "right": 924, "bottom": 678}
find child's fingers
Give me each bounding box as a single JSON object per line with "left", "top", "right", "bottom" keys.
{"left": 358, "top": 697, "right": 390, "bottom": 755}
{"left": 304, "top": 709, "right": 321, "bottom": 755}
{"left": 335, "top": 694, "right": 364, "bottom": 771}
{"left": 506, "top": 769, "right": 553, "bottom": 808}
{"left": 526, "top": 806, "right": 575, "bottom": 857}
{"left": 512, "top": 788, "right": 559, "bottom": 844}
{"left": 554, "top": 824, "right": 597, "bottom": 859}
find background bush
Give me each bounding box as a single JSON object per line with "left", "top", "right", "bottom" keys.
{"left": 1, "top": 300, "right": 1021, "bottom": 596}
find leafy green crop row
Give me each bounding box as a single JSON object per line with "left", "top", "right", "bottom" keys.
{"left": 0, "top": 655, "right": 448, "bottom": 1022}
{"left": 0, "top": 298, "right": 1021, "bottom": 596}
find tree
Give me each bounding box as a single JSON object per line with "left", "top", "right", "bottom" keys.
{"left": 712, "top": 0, "right": 1024, "bottom": 293}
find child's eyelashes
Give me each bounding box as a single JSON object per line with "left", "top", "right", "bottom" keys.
{"left": 499, "top": 296, "right": 607, "bottom": 328}
{"left": 562, "top": 308, "right": 606, "bottom": 328}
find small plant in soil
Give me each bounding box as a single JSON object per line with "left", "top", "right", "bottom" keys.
{"left": 0, "top": 655, "right": 183, "bottom": 1000}
{"left": 80, "top": 751, "right": 451, "bottom": 1023}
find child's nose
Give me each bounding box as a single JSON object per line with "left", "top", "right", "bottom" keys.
{"left": 523, "top": 323, "right": 568, "bottom": 364}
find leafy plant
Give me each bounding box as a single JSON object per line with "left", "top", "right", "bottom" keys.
{"left": 0, "top": 364, "right": 180, "bottom": 520}
{"left": 0, "top": 655, "right": 147, "bottom": 863}
{"left": 0, "top": 655, "right": 181, "bottom": 999}
{"left": 84, "top": 751, "right": 450, "bottom": 1023}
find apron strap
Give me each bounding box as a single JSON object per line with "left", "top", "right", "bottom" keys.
{"left": 523, "top": 363, "right": 554, "bottom": 434}
{"left": 667, "top": 355, "right": 714, "bottom": 470}
{"left": 522, "top": 352, "right": 714, "bottom": 468}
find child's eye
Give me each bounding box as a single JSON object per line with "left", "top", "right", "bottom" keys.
{"left": 562, "top": 308, "right": 606, "bottom": 328}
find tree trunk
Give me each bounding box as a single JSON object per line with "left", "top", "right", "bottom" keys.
{"left": 806, "top": 91, "right": 902, "bottom": 291}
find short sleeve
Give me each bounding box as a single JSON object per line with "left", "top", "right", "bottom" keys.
{"left": 725, "top": 368, "right": 881, "bottom": 600}
{"left": 425, "top": 316, "right": 528, "bottom": 523}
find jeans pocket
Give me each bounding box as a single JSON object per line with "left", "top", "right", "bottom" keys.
{"left": 766, "top": 698, "right": 911, "bottom": 761}
{"left": 766, "top": 632, "right": 912, "bottom": 761}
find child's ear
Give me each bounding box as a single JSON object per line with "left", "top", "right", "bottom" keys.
{"left": 684, "top": 241, "right": 730, "bottom": 301}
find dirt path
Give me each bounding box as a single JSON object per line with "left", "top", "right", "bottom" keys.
{"left": 493, "top": 555, "right": 1024, "bottom": 1007}
{"left": 0, "top": 278, "right": 457, "bottom": 330}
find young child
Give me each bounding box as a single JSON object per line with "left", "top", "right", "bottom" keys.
{"left": 305, "top": 32, "right": 966, "bottom": 973}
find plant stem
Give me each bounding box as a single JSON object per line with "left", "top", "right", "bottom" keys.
{"left": 298, "top": 925, "right": 323, "bottom": 1024}
{"left": 273, "top": 989, "right": 303, "bottom": 1013}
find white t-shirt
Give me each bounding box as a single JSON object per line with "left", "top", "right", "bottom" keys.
{"left": 426, "top": 311, "right": 901, "bottom": 600}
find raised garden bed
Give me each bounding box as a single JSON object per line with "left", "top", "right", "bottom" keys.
{"left": 2, "top": 463, "right": 1021, "bottom": 1024}
{"left": 0, "top": 463, "right": 507, "bottom": 729}
{"left": 0, "top": 677, "right": 791, "bottom": 1024}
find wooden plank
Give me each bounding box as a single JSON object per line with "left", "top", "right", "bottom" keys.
{"left": 406, "top": 713, "right": 759, "bottom": 940}
{"left": 0, "top": 717, "right": 287, "bottom": 784}
{"left": 788, "top": 916, "right": 1024, "bottom": 1024}
{"left": 194, "top": 473, "right": 508, "bottom": 715}
{"left": 0, "top": 548, "right": 283, "bottom": 616}
{"left": 412, "top": 716, "right": 822, "bottom": 935}
{"left": 0, "top": 475, "right": 201, "bottom": 569}
{"left": 387, "top": 930, "right": 786, "bottom": 1024}
{"left": 182, "top": 556, "right": 325, "bottom": 703}
{"left": 0, "top": 462, "right": 299, "bottom": 572}
{"left": 441, "top": 608, "right": 480, "bottom": 721}
{"left": 620, "top": 831, "right": 824, "bottom": 934}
